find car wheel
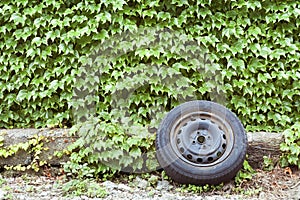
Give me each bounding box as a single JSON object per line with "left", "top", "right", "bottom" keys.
{"left": 155, "top": 100, "right": 247, "bottom": 185}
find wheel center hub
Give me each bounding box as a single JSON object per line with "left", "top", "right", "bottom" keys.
{"left": 197, "top": 135, "right": 206, "bottom": 144}
{"left": 176, "top": 118, "right": 228, "bottom": 164}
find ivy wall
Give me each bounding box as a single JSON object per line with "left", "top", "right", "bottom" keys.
{"left": 1, "top": 0, "right": 299, "bottom": 132}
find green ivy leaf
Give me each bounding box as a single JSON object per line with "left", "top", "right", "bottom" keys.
{"left": 16, "top": 90, "right": 28, "bottom": 102}
{"left": 228, "top": 58, "right": 245, "bottom": 71}
{"left": 10, "top": 13, "right": 26, "bottom": 26}
{"left": 129, "top": 147, "right": 141, "bottom": 159}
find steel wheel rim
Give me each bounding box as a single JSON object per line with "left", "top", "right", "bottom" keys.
{"left": 170, "top": 111, "right": 235, "bottom": 167}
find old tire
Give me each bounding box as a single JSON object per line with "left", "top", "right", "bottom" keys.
{"left": 155, "top": 100, "right": 247, "bottom": 185}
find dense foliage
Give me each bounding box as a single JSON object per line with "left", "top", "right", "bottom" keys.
{"left": 1, "top": 0, "right": 299, "bottom": 174}
{"left": 280, "top": 122, "right": 300, "bottom": 168}
{"left": 1, "top": 0, "right": 299, "bottom": 130}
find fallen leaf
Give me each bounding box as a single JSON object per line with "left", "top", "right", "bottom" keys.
{"left": 284, "top": 167, "right": 293, "bottom": 177}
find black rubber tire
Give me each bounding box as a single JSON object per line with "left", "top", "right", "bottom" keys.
{"left": 155, "top": 100, "right": 247, "bottom": 185}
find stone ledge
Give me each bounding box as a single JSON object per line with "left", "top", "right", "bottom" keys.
{"left": 0, "top": 128, "right": 75, "bottom": 167}
{"left": 247, "top": 132, "right": 283, "bottom": 168}
{"left": 0, "top": 129, "right": 283, "bottom": 168}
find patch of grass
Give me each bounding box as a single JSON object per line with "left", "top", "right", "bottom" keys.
{"left": 0, "top": 175, "right": 6, "bottom": 186}
{"left": 233, "top": 186, "right": 263, "bottom": 196}
{"left": 60, "top": 178, "right": 107, "bottom": 198}
{"left": 1, "top": 185, "right": 13, "bottom": 200}
{"left": 177, "top": 183, "right": 224, "bottom": 194}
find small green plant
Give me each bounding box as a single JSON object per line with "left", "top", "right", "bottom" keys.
{"left": 263, "top": 156, "right": 275, "bottom": 171}
{"left": 4, "top": 193, "right": 13, "bottom": 200}
{"left": 21, "top": 174, "right": 31, "bottom": 183}
{"left": 233, "top": 186, "right": 263, "bottom": 196}
{"left": 61, "top": 178, "right": 107, "bottom": 198}
{"left": 25, "top": 185, "right": 35, "bottom": 193}
{"left": 235, "top": 160, "right": 256, "bottom": 185}
{"left": 147, "top": 174, "right": 159, "bottom": 186}
{"left": 280, "top": 122, "right": 300, "bottom": 168}
{"left": 161, "top": 170, "right": 170, "bottom": 181}
{"left": 233, "top": 160, "right": 262, "bottom": 197}
{"left": 1, "top": 185, "right": 13, "bottom": 200}
{"left": 0, "top": 175, "right": 6, "bottom": 186}
{"left": 122, "top": 174, "right": 136, "bottom": 183}
{"left": 148, "top": 189, "right": 156, "bottom": 197}
{"left": 179, "top": 183, "right": 223, "bottom": 194}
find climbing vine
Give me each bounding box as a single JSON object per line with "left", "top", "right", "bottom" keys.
{"left": 0, "top": 133, "right": 49, "bottom": 172}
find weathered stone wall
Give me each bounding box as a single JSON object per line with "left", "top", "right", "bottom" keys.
{"left": 0, "top": 129, "right": 75, "bottom": 167}
{"left": 247, "top": 132, "right": 283, "bottom": 168}
{"left": 0, "top": 129, "right": 283, "bottom": 168}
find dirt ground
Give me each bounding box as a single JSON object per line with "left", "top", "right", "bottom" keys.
{"left": 0, "top": 165, "right": 299, "bottom": 200}
{"left": 217, "top": 166, "right": 300, "bottom": 200}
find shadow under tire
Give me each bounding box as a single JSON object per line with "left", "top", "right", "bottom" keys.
{"left": 155, "top": 100, "right": 247, "bottom": 185}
